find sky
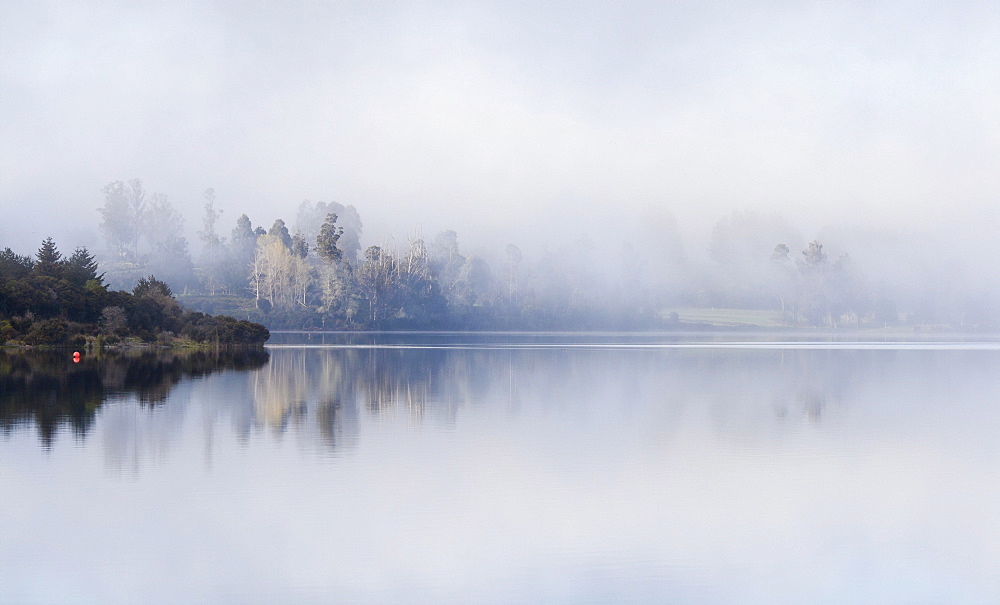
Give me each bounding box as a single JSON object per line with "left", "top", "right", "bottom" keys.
{"left": 2, "top": 1, "right": 999, "bottom": 258}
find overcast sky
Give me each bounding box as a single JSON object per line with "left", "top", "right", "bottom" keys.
{"left": 2, "top": 1, "right": 999, "bottom": 256}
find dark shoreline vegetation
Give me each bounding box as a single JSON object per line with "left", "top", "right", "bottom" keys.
{"left": 0, "top": 238, "right": 268, "bottom": 348}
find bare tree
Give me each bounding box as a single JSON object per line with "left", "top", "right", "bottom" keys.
{"left": 356, "top": 245, "right": 397, "bottom": 323}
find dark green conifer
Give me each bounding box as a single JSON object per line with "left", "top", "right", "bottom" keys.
{"left": 65, "top": 247, "right": 103, "bottom": 287}
{"left": 34, "top": 237, "right": 62, "bottom": 278}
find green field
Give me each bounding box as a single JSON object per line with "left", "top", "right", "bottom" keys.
{"left": 660, "top": 308, "right": 787, "bottom": 328}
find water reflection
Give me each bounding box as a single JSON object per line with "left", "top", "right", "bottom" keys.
{"left": 237, "top": 341, "right": 954, "bottom": 454}
{"left": 247, "top": 347, "right": 464, "bottom": 451}
{"left": 5, "top": 339, "right": 987, "bottom": 458}
{"left": 0, "top": 349, "right": 268, "bottom": 447}
{"left": 4, "top": 336, "right": 1000, "bottom": 601}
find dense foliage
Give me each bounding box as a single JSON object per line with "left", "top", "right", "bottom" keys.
{"left": 0, "top": 238, "right": 268, "bottom": 347}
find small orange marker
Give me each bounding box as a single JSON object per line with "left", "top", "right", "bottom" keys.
{"left": 72, "top": 351, "right": 81, "bottom": 363}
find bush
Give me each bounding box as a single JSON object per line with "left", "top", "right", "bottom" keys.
{"left": 24, "top": 319, "right": 68, "bottom": 345}
{"left": 177, "top": 312, "right": 268, "bottom": 346}
{"left": 10, "top": 316, "right": 32, "bottom": 335}
{"left": 0, "top": 320, "right": 13, "bottom": 344}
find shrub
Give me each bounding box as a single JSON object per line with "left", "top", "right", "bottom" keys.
{"left": 24, "top": 318, "right": 68, "bottom": 345}
{"left": 10, "top": 316, "right": 32, "bottom": 335}
{"left": 0, "top": 320, "right": 13, "bottom": 344}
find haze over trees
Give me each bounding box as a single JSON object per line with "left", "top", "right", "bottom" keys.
{"left": 97, "top": 179, "right": 195, "bottom": 292}
{"left": 73, "top": 180, "right": 1000, "bottom": 331}
{"left": 5, "top": 177, "right": 1000, "bottom": 337}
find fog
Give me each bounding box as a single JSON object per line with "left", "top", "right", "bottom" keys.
{"left": 3, "top": 2, "right": 1000, "bottom": 326}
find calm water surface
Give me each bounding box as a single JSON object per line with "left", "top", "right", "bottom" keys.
{"left": 3, "top": 333, "right": 999, "bottom": 603}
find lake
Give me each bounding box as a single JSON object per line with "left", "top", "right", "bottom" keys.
{"left": 3, "top": 332, "right": 999, "bottom": 603}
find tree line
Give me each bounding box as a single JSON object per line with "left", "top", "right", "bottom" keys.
{"left": 96, "top": 181, "right": 589, "bottom": 329}
{"left": 88, "top": 179, "right": 999, "bottom": 330}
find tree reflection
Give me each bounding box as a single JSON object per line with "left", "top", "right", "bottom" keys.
{"left": 0, "top": 349, "right": 269, "bottom": 447}
{"left": 247, "top": 344, "right": 885, "bottom": 453}
{"left": 5, "top": 338, "right": 953, "bottom": 456}
{"left": 246, "top": 348, "right": 446, "bottom": 447}
{"left": 246, "top": 346, "right": 503, "bottom": 450}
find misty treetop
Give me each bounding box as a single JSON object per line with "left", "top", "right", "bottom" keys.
{"left": 97, "top": 179, "right": 194, "bottom": 292}
{"left": 296, "top": 200, "right": 362, "bottom": 265}
{"left": 87, "top": 179, "right": 1000, "bottom": 330}
{"left": 315, "top": 213, "right": 344, "bottom": 264}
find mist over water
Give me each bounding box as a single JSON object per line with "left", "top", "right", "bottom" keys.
{"left": 2, "top": 334, "right": 1000, "bottom": 602}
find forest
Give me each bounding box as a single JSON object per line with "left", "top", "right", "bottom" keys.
{"left": 0, "top": 236, "right": 269, "bottom": 347}
{"left": 11, "top": 177, "right": 998, "bottom": 334}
